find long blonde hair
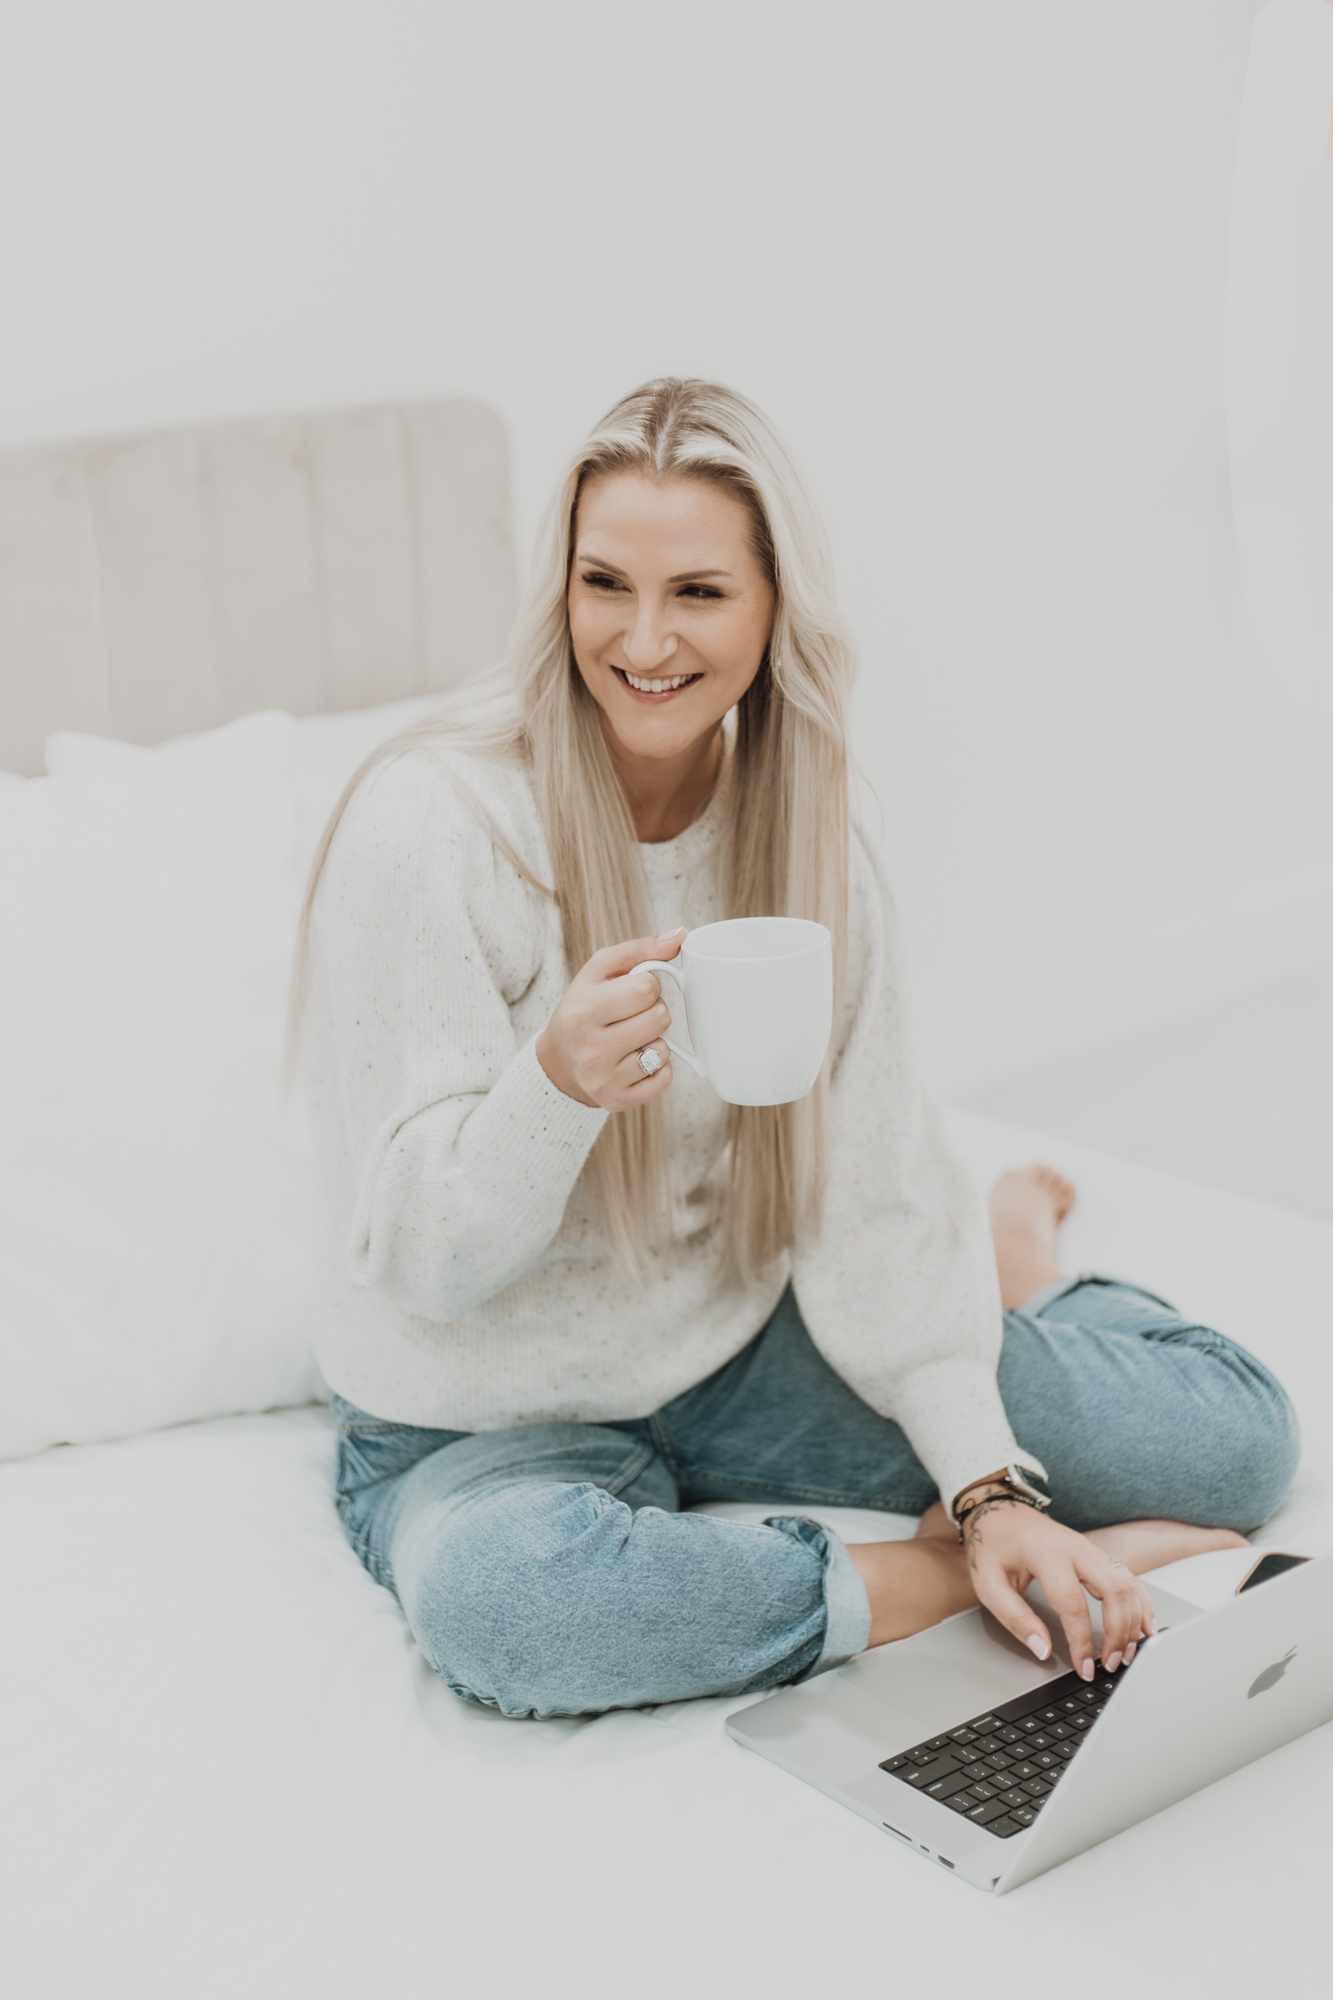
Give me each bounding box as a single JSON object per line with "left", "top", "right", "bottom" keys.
{"left": 295, "top": 378, "right": 855, "bottom": 1280}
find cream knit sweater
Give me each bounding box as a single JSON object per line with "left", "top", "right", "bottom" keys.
{"left": 304, "top": 744, "right": 1036, "bottom": 1508}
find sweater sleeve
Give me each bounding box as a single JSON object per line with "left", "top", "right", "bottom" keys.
{"left": 310, "top": 750, "right": 608, "bottom": 1322}
{"left": 792, "top": 832, "right": 1047, "bottom": 1515}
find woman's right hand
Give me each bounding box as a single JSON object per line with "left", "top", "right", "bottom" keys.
{"left": 535, "top": 930, "right": 685, "bottom": 1111}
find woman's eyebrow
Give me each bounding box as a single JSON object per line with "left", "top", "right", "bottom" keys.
{"left": 575, "top": 552, "right": 733, "bottom": 583}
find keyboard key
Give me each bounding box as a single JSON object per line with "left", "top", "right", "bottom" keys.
{"left": 996, "top": 1726, "right": 1024, "bottom": 1745}
{"left": 952, "top": 1743, "right": 981, "bottom": 1764}
{"left": 1069, "top": 1713, "right": 1092, "bottom": 1731}
{"left": 975, "top": 1737, "right": 1005, "bottom": 1757}
{"left": 987, "top": 1815, "right": 1024, "bottom": 1839}
{"left": 969, "top": 1717, "right": 1001, "bottom": 1734}
{"left": 1055, "top": 1742, "right": 1078, "bottom": 1761}
{"left": 999, "top": 1788, "right": 1029, "bottom": 1809}
{"left": 907, "top": 1749, "right": 938, "bottom": 1766}
{"left": 1037, "top": 1707, "right": 1062, "bottom": 1724}
{"left": 1010, "top": 1805, "right": 1037, "bottom": 1826}
{"left": 1022, "top": 1777, "right": 1052, "bottom": 1798}
{"left": 926, "top": 1734, "right": 952, "bottom": 1750}
{"left": 1046, "top": 1721, "right": 1072, "bottom": 1740}
{"left": 901, "top": 1765, "right": 946, "bottom": 1788}
{"left": 1075, "top": 1687, "right": 1099, "bottom": 1704}
{"left": 981, "top": 1754, "right": 1011, "bottom": 1775}
{"left": 944, "top": 1793, "right": 977, "bottom": 1815}
{"left": 880, "top": 1754, "right": 912, "bottom": 1772}
{"left": 949, "top": 1728, "right": 979, "bottom": 1745}
{"left": 1010, "top": 1761, "right": 1040, "bottom": 1781}
{"left": 1016, "top": 1716, "right": 1042, "bottom": 1733}
{"left": 924, "top": 1770, "right": 977, "bottom": 1802}
{"left": 1028, "top": 1732, "right": 1055, "bottom": 1750}
{"left": 1058, "top": 1698, "right": 1082, "bottom": 1714}
{"left": 1033, "top": 1751, "right": 1060, "bottom": 1769}
{"left": 966, "top": 1780, "right": 998, "bottom": 1802}
{"left": 965, "top": 1797, "right": 1010, "bottom": 1825}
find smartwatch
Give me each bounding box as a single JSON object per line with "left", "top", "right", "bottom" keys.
{"left": 1003, "top": 1461, "right": 1052, "bottom": 1509}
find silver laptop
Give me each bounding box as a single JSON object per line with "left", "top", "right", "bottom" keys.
{"left": 726, "top": 1548, "right": 1333, "bottom": 1892}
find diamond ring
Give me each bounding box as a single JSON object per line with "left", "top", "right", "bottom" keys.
{"left": 636, "top": 1047, "right": 663, "bottom": 1077}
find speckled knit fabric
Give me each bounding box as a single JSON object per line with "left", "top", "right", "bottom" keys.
{"left": 304, "top": 744, "right": 1038, "bottom": 1508}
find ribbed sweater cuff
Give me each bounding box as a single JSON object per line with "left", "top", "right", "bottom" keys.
{"left": 487, "top": 1036, "right": 608, "bottom": 1204}
{"left": 890, "top": 1358, "right": 1048, "bottom": 1522}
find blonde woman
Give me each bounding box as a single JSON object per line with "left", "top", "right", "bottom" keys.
{"left": 303, "top": 379, "right": 1297, "bottom": 1718}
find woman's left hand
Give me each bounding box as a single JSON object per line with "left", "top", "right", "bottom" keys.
{"left": 960, "top": 1494, "right": 1157, "bottom": 1680}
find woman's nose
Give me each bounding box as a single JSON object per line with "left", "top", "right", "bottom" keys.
{"left": 622, "top": 603, "right": 679, "bottom": 673}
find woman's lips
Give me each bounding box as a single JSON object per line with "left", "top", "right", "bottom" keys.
{"left": 611, "top": 666, "right": 703, "bottom": 702}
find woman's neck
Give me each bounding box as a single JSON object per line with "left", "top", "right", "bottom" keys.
{"left": 604, "top": 721, "right": 724, "bottom": 844}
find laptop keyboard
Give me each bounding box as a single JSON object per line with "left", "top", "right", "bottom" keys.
{"left": 879, "top": 1660, "right": 1130, "bottom": 1839}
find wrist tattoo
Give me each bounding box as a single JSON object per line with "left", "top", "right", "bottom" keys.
{"left": 956, "top": 1490, "right": 1044, "bottom": 1546}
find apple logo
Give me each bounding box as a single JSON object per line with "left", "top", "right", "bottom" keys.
{"left": 1248, "top": 1647, "right": 1297, "bottom": 1699}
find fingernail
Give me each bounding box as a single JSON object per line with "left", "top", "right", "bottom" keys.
{"left": 1104, "top": 1651, "right": 1122, "bottom": 1673}
{"left": 1146, "top": 1616, "right": 1158, "bottom": 1637}
{"left": 657, "top": 927, "right": 686, "bottom": 942}
{"left": 1080, "top": 1658, "right": 1094, "bottom": 1682}
{"left": 1025, "top": 1634, "right": 1050, "bottom": 1660}
{"left": 1124, "top": 1642, "right": 1137, "bottom": 1665}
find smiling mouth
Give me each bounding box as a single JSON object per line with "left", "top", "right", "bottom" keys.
{"left": 613, "top": 666, "right": 703, "bottom": 698}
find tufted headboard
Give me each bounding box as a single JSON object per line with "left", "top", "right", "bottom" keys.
{"left": 0, "top": 397, "right": 518, "bottom": 774}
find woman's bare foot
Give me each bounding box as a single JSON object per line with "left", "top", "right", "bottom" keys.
{"left": 989, "top": 1164, "right": 1076, "bottom": 1310}
{"left": 1084, "top": 1519, "right": 1248, "bottom": 1573}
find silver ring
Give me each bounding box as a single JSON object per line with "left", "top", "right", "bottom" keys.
{"left": 1107, "top": 1558, "right": 1127, "bottom": 1570}
{"left": 636, "top": 1047, "right": 663, "bottom": 1077}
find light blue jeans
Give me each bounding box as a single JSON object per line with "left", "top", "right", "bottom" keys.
{"left": 332, "top": 1277, "right": 1299, "bottom": 1719}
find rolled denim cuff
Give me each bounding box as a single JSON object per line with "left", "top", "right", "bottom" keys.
{"left": 817, "top": 1524, "right": 874, "bottom": 1669}
{"left": 764, "top": 1514, "right": 872, "bottom": 1675}
{"left": 1020, "top": 1270, "right": 1180, "bottom": 1318}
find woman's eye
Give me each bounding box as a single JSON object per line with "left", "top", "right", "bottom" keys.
{"left": 582, "top": 572, "right": 624, "bottom": 592}
{"left": 680, "top": 585, "right": 722, "bottom": 600}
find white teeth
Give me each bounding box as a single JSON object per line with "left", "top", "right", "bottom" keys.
{"left": 623, "top": 670, "right": 694, "bottom": 692}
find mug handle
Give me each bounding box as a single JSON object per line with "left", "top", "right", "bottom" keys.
{"left": 629, "top": 959, "right": 704, "bottom": 1078}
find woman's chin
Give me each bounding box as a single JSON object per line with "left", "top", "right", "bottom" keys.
{"left": 599, "top": 701, "right": 722, "bottom": 765}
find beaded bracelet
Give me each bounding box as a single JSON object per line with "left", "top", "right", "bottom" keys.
{"left": 955, "top": 1488, "right": 1045, "bottom": 1544}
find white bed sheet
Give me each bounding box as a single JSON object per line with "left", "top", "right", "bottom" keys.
{"left": 5, "top": 1118, "right": 1332, "bottom": 2000}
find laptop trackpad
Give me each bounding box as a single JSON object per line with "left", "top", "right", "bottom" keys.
{"left": 730, "top": 1675, "right": 929, "bottom": 1786}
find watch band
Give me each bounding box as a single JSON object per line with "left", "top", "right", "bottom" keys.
{"left": 951, "top": 1462, "right": 1052, "bottom": 1520}
{"left": 1002, "top": 1461, "right": 1052, "bottom": 1509}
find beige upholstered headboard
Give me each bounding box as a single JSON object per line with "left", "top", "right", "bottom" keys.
{"left": 0, "top": 398, "right": 518, "bottom": 774}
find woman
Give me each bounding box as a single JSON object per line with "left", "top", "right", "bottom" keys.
{"left": 300, "top": 378, "right": 1298, "bottom": 1719}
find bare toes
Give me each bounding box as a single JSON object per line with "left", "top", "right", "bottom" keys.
{"left": 988, "top": 1164, "right": 1077, "bottom": 1225}
{"left": 1030, "top": 1164, "right": 1076, "bottom": 1221}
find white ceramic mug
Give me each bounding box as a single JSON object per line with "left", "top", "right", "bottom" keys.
{"left": 631, "top": 917, "right": 832, "bottom": 1106}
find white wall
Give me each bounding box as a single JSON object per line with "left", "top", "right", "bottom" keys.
{"left": 3, "top": 0, "right": 1328, "bottom": 1092}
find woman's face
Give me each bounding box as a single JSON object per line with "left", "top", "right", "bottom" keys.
{"left": 567, "top": 471, "right": 775, "bottom": 767}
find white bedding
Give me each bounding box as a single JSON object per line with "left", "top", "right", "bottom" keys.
{"left": 5, "top": 1117, "right": 1332, "bottom": 2000}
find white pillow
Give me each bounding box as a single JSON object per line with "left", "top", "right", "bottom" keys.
{"left": 48, "top": 692, "right": 438, "bottom": 882}
{"left": 0, "top": 713, "right": 315, "bottom": 1458}
{"left": 2, "top": 697, "right": 438, "bottom": 1462}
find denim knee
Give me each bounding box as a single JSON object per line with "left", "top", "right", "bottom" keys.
{"left": 390, "top": 1475, "right": 838, "bottom": 1719}
{"left": 1222, "top": 1353, "right": 1302, "bottom": 1530}
{"left": 393, "top": 1478, "right": 657, "bottom": 1719}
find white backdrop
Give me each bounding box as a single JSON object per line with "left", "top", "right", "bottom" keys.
{"left": 2, "top": 0, "right": 1329, "bottom": 1092}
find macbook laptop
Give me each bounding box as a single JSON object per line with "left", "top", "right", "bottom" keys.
{"left": 726, "top": 1547, "right": 1333, "bottom": 1892}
